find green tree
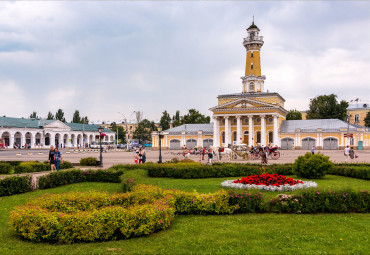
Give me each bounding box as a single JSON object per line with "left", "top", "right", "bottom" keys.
{"left": 306, "top": 94, "right": 348, "bottom": 120}
{"left": 72, "top": 110, "right": 81, "bottom": 123}
{"left": 133, "top": 119, "right": 157, "bottom": 144}
{"left": 80, "top": 116, "right": 89, "bottom": 124}
{"left": 55, "top": 109, "right": 66, "bottom": 122}
{"left": 172, "top": 110, "right": 181, "bottom": 127}
{"left": 364, "top": 111, "right": 370, "bottom": 127}
{"left": 47, "top": 111, "right": 54, "bottom": 120}
{"left": 182, "top": 109, "right": 210, "bottom": 124}
{"left": 110, "top": 122, "right": 127, "bottom": 143}
{"left": 286, "top": 109, "right": 302, "bottom": 120}
{"left": 160, "top": 110, "right": 172, "bottom": 130}
{"left": 29, "top": 111, "right": 39, "bottom": 119}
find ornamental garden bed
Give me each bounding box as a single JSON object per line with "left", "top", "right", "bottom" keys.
{"left": 221, "top": 173, "right": 318, "bottom": 192}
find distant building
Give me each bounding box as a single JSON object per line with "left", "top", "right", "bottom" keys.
{"left": 0, "top": 116, "right": 114, "bottom": 148}
{"left": 152, "top": 22, "right": 370, "bottom": 150}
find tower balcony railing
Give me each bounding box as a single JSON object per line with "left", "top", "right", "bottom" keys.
{"left": 243, "top": 36, "right": 264, "bottom": 43}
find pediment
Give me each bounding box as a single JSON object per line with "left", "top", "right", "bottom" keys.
{"left": 44, "top": 120, "right": 71, "bottom": 131}
{"left": 210, "top": 98, "right": 277, "bottom": 111}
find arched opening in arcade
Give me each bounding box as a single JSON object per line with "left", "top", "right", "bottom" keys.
{"left": 1, "top": 132, "right": 10, "bottom": 147}
{"left": 14, "top": 132, "right": 22, "bottom": 146}
{"left": 45, "top": 133, "right": 51, "bottom": 146}
{"left": 55, "top": 133, "right": 61, "bottom": 148}
{"left": 35, "top": 133, "right": 42, "bottom": 146}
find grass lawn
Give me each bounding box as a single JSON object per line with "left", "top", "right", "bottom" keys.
{"left": 0, "top": 176, "right": 369, "bottom": 254}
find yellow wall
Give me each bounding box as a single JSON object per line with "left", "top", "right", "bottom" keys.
{"left": 245, "top": 50, "right": 261, "bottom": 77}
{"left": 348, "top": 109, "right": 369, "bottom": 126}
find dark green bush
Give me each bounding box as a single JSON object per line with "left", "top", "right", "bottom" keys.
{"left": 60, "top": 161, "right": 73, "bottom": 169}
{"left": 328, "top": 165, "right": 370, "bottom": 180}
{"left": 0, "top": 161, "right": 22, "bottom": 167}
{"left": 80, "top": 157, "right": 98, "bottom": 166}
{"left": 268, "top": 190, "right": 369, "bottom": 213}
{"left": 0, "top": 163, "right": 14, "bottom": 174}
{"left": 38, "top": 169, "right": 124, "bottom": 189}
{"left": 0, "top": 175, "right": 32, "bottom": 196}
{"left": 293, "top": 153, "right": 333, "bottom": 179}
{"left": 38, "top": 169, "right": 85, "bottom": 189}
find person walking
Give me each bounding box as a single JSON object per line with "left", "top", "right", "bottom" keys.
{"left": 261, "top": 148, "right": 267, "bottom": 165}
{"left": 311, "top": 146, "right": 315, "bottom": 154}
{"left": 208, "top": 148, "right": 213, "bottom": 165}
{"left": 344, "top": 145, "right": 350, "bottom": 162}
{"left": 54, "top": 147, "right": 63, "bottom": 171}
{"left": 141, "top": 147, "right": 146, "bottom": 163}
{"left": 48, "top": 146, "right": 56, "bottom": 172}
{"left": 349, "top": 147, "right": 357, "bottom": 163}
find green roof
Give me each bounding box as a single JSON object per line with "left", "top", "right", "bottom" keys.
{"left": 248, "top": 22, "right": 259, "bottom": 29}
{"left": 0, "top": 116, "right": 112, "bottom": 133}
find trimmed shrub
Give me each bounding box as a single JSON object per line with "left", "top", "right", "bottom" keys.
{"left": 293, "top": 153, "right": 333, "bottom": 179}
{"left": 38, "top": 169, "right": 124, "bottom": 189}
{"left": 268, "top": 189, "right": 369, "bottom": 213}
{"left": 10, "top": 188, "right": 175, "bottom": 243}
{"left": 228, "top": 190, "right": 265, "bottom": 213}
{"left": 0, "top": 161, "right": 22, "bottom": 167}
{"left": 328, "top": 165, "right": 370, "bottom": 180}
{"left": 0, "top": 162, "right": 14, "bottom": 174}
{"left": 38, "top": 170, "right": 85, "bottom": 189}
{"left": 0, "top": 175, "right": 32, "bottom": 196}
{"left": 80, "top": 157, "right": 99, "bottom": 166}
{"left": 60, "top": 161, "right": 73, "bottom": 169}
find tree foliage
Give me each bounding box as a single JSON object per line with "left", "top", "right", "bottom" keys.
{"left": 364, "top": 111, "right": 370, "bottom": 127}
{"left": 80, "top": 116, "right": 89, "bottom": 124}
{"left": 286, "top": 109, "right": 302, "bottom": 120}
{"left": 133, "top": 119, "right": 156, "bottom": 144}
{"left": 160, "top": 110, "right": 172, "bottom": 130}
{"left": 72, "top": 110, "right": 89, "bottom": 124}
{"left": 47, "top": 112, "right": 54, "bottom": 120}
{"left": 55, "top": 109, "right": 66, "bottom": 122}
{"left": 306, "top": 94, "right": 348, "bottom": 120}
{"left": 110, "top": 122, "right": 127, "bottom": 143}
{"left": 182, "top": 109, "right": 210, "bottom": 124}
{"left": 29, "top": 111, "right": 39, "bottom": 119}
{"left": 172, "top": 110, "right": 181, "bottom": 127}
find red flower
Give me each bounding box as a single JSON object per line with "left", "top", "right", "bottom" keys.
{"left": 233, "top": 173, "right": 303, "bottom": 187}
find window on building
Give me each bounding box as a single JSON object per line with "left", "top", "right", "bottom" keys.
{"left": 233, "top": 132, "right": 237, "bottom": 142}
{"left": 233, "top": 118, "right": 237, "bottom": 124}
{"left": 268, "top": 117, "right": 273, "bottom": 123}
{"left": 251, "top": 52, "right": 254, "bottom": 58}
{"left": 250, "top": 83, "right": 255, "bottom": 91}
{"left": 350, "top": 137, "right": 354, "bottom": 146}
{"left": 221, "top": 132, "right": 225, "bottom": 144}
{"left": 251, "top": 63, "right": 253, "bottom": 70}
{"left": 256, "top": 131, "right": 261, "bottom": 144}
{"left": 355, "top": 114, "right": 360, "bottom": 123}
{"left": 268, "top": 132, "right": 273, "bottom": 144}
{"left": 256, "top": 118, "right": 261, "bottom": 124}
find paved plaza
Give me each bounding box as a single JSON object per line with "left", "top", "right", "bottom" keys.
{"left": 0, "top": 148, "right": 369, "bottom": 169}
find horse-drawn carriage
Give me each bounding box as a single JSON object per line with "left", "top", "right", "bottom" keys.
{"left": 231, "top": 144, "right": 280, "bottom": 160}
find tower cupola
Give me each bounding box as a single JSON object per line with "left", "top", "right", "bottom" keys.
{"left": 241, "top": 20, "right": 266, "bottom": 93}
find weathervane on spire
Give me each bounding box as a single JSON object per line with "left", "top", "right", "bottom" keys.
{"left": 253, "top": 15, "right": 254, "bottom": 24}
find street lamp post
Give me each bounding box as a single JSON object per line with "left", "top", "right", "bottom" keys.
{"left": 98, "top": 127, "right": 104, "bottom": 167}
{"left": 157, "top": 126, "right": 162, "bottom": 163}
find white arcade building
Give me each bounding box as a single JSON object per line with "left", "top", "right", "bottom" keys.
{"left": 0, "top": 116, "right": 114, "bottom": 148}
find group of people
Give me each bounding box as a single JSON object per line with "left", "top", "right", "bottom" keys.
{"left": 249, "top": 143, "right": 277, "bottom": 163}
{"left": 134, "top": 147, "right": 146, "bottom": 164}
{"left": 181, "top": 146, "right": 215, "bottom": 164}
{"left": 48, "top": 145, "right": 63, "bottom": 171}
{"left": 344, "top": 145, "right": 357, "bottom": 163}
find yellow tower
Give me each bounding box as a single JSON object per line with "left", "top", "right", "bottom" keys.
{"left": 241, "top": 21, "right": 266, "bottom": 93}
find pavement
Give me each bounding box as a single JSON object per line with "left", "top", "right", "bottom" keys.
{"left": 1, "top": 148, "right": 369, "bottom": 169}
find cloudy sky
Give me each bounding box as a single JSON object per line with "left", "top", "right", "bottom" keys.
{"left": 1, "top": 1, "right": 369, "bottom": 124}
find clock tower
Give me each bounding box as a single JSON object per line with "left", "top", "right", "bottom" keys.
{"left": 241, "top": 21, "right": 266, "bottom": 93}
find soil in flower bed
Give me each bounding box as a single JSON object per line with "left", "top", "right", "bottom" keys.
{"left": 233, "top": 173, "right": 303, "bottom": 187}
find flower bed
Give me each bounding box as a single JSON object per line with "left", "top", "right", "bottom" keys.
{"left": 221, "top": 173, "right": 318, "bottom": 192}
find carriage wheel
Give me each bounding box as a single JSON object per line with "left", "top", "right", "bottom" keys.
{"left": 253, "top": 152, "right": 260, "bottom": 159}
{"left": 270, "top": 151, "right": 280, "bottom": 160}
{"left": 242, "top": 153, "right": 249, "bottom": 160}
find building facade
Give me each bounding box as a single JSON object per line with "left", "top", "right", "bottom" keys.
{"left": 0, "top": 117, "right": 114, "bottom": 148}
{"left": 152, "top": 22, "right": 370, "bottom": 150}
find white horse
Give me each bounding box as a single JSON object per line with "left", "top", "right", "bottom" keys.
{"left": 210, "top": 146, "right": 233, "bottom": 162}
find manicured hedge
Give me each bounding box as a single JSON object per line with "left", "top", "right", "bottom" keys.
{"left": 0, "top": 175, "right": 32, "bottom": 196}
{"left": 327, "top": 165, "right": 370, "bottom": 180}
{"left": 38, "top": 169, "right": 124, "bottom": 189}
{"left": 80, "top": 157, "right": 99, "bottom": 166}
{"left": 110, "top": 162, "right": 369, "bottom": 180}
{"left": 0, "top": 162, "right": 13, "bottom": 174}
{"left": 0, "top": 161, "right": 74, "bottom": 174}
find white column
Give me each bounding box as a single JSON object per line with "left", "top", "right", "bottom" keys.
{"left": 9, "top": 133, "right": 15, "bottom": 148}
{"left": 49, "top": 133, "right": 55, "bottom": 147}
{"left": 30, "top": 133, "right": 35, "bottom": 148}
{"left": 248, "top": 115, "right": 254, "bottom": 146}
{"left": 224, "top": 116, "right": 230, "bottom": 147}
{"left": 213, "top": 116, "right": 220, "bottom": 147}
{"left": 21, "top": 132, "right": 25, "bottom": 147}
{"left": 73, "top": 134, "right": 77, "bottom": 147}
{"left": 261, "top": 115, "right": 266, "bottom": 146}
{"left": 273, "top": 115, "right": 279, "bottom": 147}
{"left": 236, "top": 115, "right": 241, "bottom": 145}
